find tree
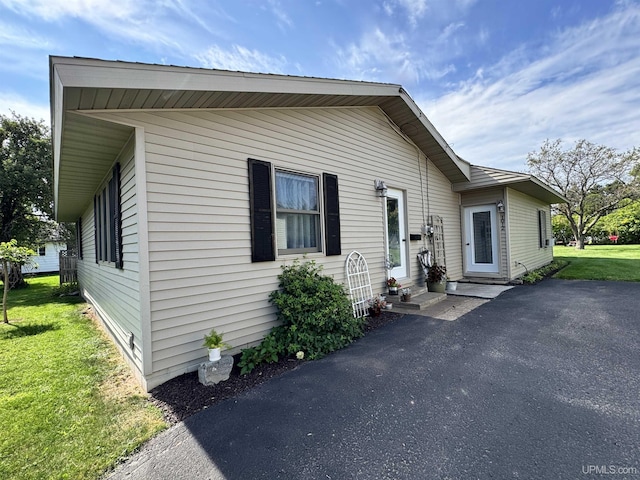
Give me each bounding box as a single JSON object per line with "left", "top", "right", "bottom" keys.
{"left": 527, "top": 139, "right": 640, "bottom": 249}
{"left": 598, "top": 200, "right": 640, "bottom": 244}
{"left": 0, "top": 240, "right": 35, "bottom": 323}
{"left": 0, "top": 112, "right": 53, "bottom": 244}
{"left": 551, "top": 214, "right": 573, "bottom": 245}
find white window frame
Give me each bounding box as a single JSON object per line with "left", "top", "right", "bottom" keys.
{"left": 274, "top": 169, "right": 322, "bottom": 256}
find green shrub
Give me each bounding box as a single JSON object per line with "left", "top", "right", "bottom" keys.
{"left": 50, "top": 282, "right": 79, "bottom": 297}
{"left": 238, "top": 260, "right": 364, "bottom": 374}
{"left": 238, "top": 332, "right": 282, "bottom": 375}
{"left": 521, "top": 260, "right": 568, "bottom": 284}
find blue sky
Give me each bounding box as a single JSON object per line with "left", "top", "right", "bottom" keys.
{"left": 1, "top": 0, "right": 638, "bottom": 172}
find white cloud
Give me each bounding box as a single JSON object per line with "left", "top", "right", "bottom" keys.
{"left": 267, "top": 0, "right": 293, "bottom": 30}
{"left": 195, "top": 45, "right": 288, "bottom": 74}
{"left": 381, "top": 0, "right": 427, "bottom": 27}
{"left": 334, "top": 28, "right": 426, "bottom": 84}
{"left": 382, "top": 0, "right": 476, "bottom": 26}
{"left": 0, "top": 93, "right": 50, "bottom": 123}
{"left": 0, "top": 0, "right": 138, "bottom": 21}
{"left": 0, "top": 0, "right": 203, "bottom": 54}
{"left": 0, "top": 22, "right": 53, "bottom": 49}
{"left": 423, "top": 3, "right": 640, "bottom": 172}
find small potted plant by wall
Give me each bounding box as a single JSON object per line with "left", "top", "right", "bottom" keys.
{"left": 401, "top": 287, "right": 412, "bottom": 302}
{"left": 203, "top": 328, "right": 230, "bottom": 362}
{"left": 427, "top": 263, "right": 447, "bottom": 293}
{"left": 368, "top": 295, "right": 387, "bottom": 316}
{"left": 387, "top": 277, "right": 400, "bottom": 295}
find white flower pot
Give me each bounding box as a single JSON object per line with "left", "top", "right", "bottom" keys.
{"left": 208, "top": 348, "right": 221, "bottom": 362}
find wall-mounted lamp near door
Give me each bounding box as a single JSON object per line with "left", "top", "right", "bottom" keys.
{"left": 497, "top": 199, "right": 505, "bottom": 230}
{"left": 374, "top": 179, "right": 388, "bottom": 197}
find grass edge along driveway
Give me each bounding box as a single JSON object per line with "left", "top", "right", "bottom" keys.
{"left": 553, "top": 244, "right": 640, "bottom": 282}
{"left": 0, "top": 275, "right": 166, "bottom": 480}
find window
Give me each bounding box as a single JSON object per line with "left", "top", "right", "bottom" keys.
{"left": 275, "top": 171, "right": 320, "bottom": 254}
{"left": 248, "top": 159, "right": 341, "bottom": 262}
{"left": 38, "top": 246, "right": 46, "bottom": 256}
{"left": 94, "top": 163, "right": 123, "bottom": 268}
{"left": 538, "top": 209, "right": 548, "bottom": 248}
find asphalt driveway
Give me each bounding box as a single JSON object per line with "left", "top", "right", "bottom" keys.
{"left": 108, "top": 279, "right": 640, "bottom": 480}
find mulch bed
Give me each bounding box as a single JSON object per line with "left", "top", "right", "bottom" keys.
{"left": 149, "top": 311, "right": 404, "bottom": 425}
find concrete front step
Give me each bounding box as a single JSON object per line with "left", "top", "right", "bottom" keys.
{"left": 385, "top": 289, "right": 447, "bottom": 311}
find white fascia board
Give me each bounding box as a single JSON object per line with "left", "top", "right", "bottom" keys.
{"left": 50, "top": 56, "right": 400, "bottom": 97}
{"left": 50, "top": 66, "right": 64, "bottom": 220}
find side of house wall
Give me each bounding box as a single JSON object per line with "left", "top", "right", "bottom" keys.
{"left": 507, "top": 188, "right": 553, "bottom": 278}
{"left": 90, "top": 106, "right": 463, "bottom": 389}
{"left": 76, "top": 139, "right": 144, "bottom": 383}
{"left": 460, "top": 187, "right": 509, "bottom": 280}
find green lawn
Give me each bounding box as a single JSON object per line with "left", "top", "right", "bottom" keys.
{"left": 553, "top": 244, "right": 640, "bottom": 281}
{"left": 0, "top": 275, "right": 166, "bottom": 480}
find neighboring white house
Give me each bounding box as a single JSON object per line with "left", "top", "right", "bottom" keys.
{"left": 50, "top": 56, "right": 566, "bottom": 391}
{"left": 22, "top": 241, "right": 66, "bottom": 274}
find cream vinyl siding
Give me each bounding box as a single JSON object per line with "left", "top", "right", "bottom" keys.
{"left": 424, "top": 158, "right": 463, "bottom": 281}
{"left": 460, "top": 187, "right": 509, "bottom": 279}
{"left": 76, "top": 139, "right": 144, "bottom": 380}
{"left": 89, "top": 106, "right": 462, "bottom": 387}
{"left": 507, "top": 188, "right": 553, "bottom": 278}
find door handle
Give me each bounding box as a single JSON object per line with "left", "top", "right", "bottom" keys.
{"left": 466, "top": 243, "right": 470, "bottom": 246}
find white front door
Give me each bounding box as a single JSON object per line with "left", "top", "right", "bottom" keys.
{"left": 385, "top": 188, "right": 407, "bottom": 279}
{"left": 464, "top": 205, "right": 499, "bottom": 274}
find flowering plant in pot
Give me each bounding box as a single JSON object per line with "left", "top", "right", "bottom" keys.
{"left": 203, "top": 328, "right": 231, "bottom": 362}
{"left": 401, "top": 287, "right": 412, "bottom": 302}
{"left": 427, "top": 263, "right": 447, "bottom": 293}
{"left": 387, "top": 277, "right": 401, "bottom": 295}
{"left": 368, "top": 295, "right": 387, "bottom": 316}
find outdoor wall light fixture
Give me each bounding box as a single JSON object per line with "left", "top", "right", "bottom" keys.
{"left": 374, "top": 179, "right": 388, "bottom": 197}
{"left": 497, "top": 199, "right": 505, "bottom": 230}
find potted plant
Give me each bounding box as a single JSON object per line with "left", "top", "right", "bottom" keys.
{"left": 368, "top": 295, "right": 387, "bottom": 316}
{"left": 387, "top": 277, "right": 401, "bottom": 295}
{"left": 203, "top": 328, "right": 230, "bottom": 362}
{"left": 400, "top": 287, "right": 412, "bottom": 302}
{"left": 427, "top": 263, "right": 447, "bottom": 293}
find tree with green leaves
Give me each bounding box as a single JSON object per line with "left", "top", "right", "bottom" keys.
{"left": 598, "top": 200, "right": 640, "bottom": 244}
{"left": 527, "top": 139, "right": 639, "bottom": 249}
{"left": 0, "top": 112, "right": 53, "bottom": 244}
{"left": 1, "top": 239, "right": 35, "bottom": 323}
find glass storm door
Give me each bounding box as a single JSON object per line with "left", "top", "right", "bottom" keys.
{"left": 385, "top": 188, "right": 407, "bottom": 279}
{"left": 464, "top": 205, "right": 499, "bottom": 274}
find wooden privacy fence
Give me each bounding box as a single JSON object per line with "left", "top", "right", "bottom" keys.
{"left": 59, "top": 250, "right": 78, "bottom": 285}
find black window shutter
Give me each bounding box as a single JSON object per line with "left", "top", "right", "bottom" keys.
{"left": 101, "top": 193, "right": 107, "bottom": 261}
{"left": 248, "top": 158, "right": 275, "bottom": 262}
{"left": 77, "top": 217, "right": 83, "bottom": 260}
{"left": 323, "top": 173, "right": 341, "bottom": 256}
{"left": 113, "top": 163, "right": 123, "bottom": 269}
{"left": 109, "top": 175, "right": 116, "bottom": 262}
{"left": 93, "top": 195, "right": 99, "bottom": 263}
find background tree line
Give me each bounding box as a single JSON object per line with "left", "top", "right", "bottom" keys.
{"left": 1, "top": 112, "right": 75, "bottom": 288}
{"left": 528, "top": 139, "right": 640, "bottom": 248}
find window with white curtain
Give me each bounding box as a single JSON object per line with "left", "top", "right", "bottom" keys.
{"left": 275, "top": 170, "right": 320, "bottom": 254}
